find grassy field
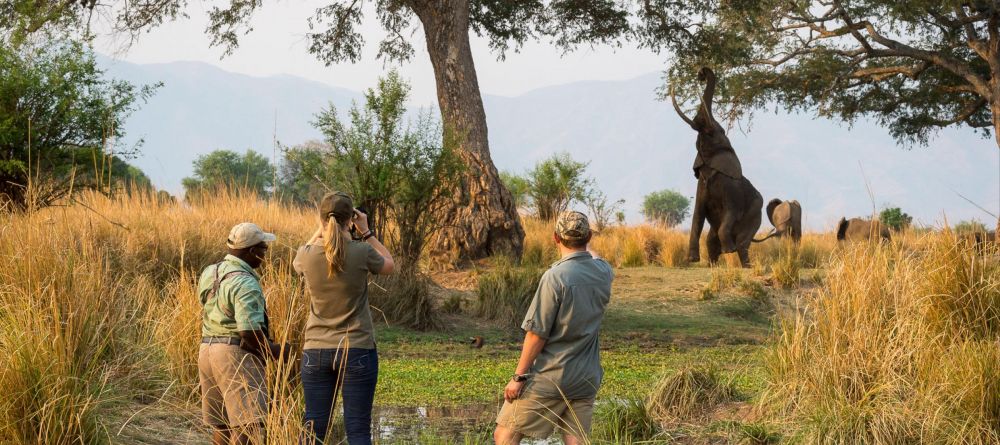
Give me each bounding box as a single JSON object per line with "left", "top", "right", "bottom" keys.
{"left": 3, "top": 191, "right": 998, "bottom": 444}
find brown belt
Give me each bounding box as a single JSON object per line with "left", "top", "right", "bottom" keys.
{"left": 202, "top": 336, "right": 241, "bottom": 346}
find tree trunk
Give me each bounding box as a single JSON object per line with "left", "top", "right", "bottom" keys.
{"left": 409, "top": 0, "right": 524, "bottom": 264}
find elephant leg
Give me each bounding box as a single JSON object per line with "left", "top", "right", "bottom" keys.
{"left": 689, "top": 190, "right": 706, "bottom": 262}
{"left": 718, "top": 212, "right": 738, "bottom": 254}
{"left": 707, "top": 226, "right": 722, "bottom": 264}
{"left": 738, "top": 247, "right": 751, "bottom": 268}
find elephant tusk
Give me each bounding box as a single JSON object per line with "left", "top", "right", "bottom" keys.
{"left": 669, "top": 83, "right": 697, "bottom": 129}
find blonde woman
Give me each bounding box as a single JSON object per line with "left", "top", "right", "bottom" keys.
{"left": 293, "top": 191, "right": 394, "bottom": 445}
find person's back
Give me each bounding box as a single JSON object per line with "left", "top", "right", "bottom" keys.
{"left": 523, "top": 250, "right": 612, "bottom": 399}
{"left": 294, "top": 192, "right": 394, "bottom": 445}
{"left": 294, "top": 240, "right": 382, "bottom": 350}
{"left": 495, "top": 211, "right": 613, "bottom": 445}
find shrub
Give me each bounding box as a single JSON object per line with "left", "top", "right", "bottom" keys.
{"left": 641, "top": 189, "right": 691, "bottom": 228}
{"left": 476, "top": 259, "right": 543, "bottom": 328}
{"left": 592, "top": 397, "right": 660, "bottom": 443}
{"left": 525, "top": 152, "right": 593, "bottom": 221}
{"left": 879, "top": 206, "right": 912, "bottom": 231}
{"left": 646, "top": 367, "right": 738, "bottom": 423}
{"left": 370, "top": 270, "right": 440, "bottom": 331}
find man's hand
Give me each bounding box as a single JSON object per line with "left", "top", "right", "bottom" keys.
{"left": 269, "top": 342, "right": 294, "bottom": 361}
{"left": 504, "top": 379, "right": 525, "bottom": 402}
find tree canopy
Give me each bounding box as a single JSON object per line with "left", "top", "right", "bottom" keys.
{"left": 0, "top": 39, "right": 155, "bottom": 210}
{"left": 182, "top": 150, "right": 275, "bottom": 200}
{"left": 654, "top": 1, "right": 1000, "bottom": 149}
{"left": 642, "top": 189, "right": 691, "bottom": 228}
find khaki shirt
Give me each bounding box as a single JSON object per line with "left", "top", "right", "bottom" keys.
{"left": 521, "top": 251, "right": 613, "bottom": 400}
{"left": 198, "top": 255, "right": 268, "bottom": 338}
{"left": 293, "top": 242, "right": 385, "bottom": 350}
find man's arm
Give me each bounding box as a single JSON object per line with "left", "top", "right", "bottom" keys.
{"left": 505, "top": 331, "right": 546, "bottom": 402}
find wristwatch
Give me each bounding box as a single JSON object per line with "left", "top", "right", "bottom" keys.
{"left": 361, "top": 230, "right": 375, "bottom": 241}
{"left": 511, "top": 373, "right": 531, "bottom": 383}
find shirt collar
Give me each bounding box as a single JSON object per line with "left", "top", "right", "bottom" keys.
{"left": 224, "top": 254, "right": 261, "bottom": 280}
{"left": 551, "top": 250, "right": 592, "bottom": 267}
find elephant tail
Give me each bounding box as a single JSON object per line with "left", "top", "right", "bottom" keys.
{"left": 752, "top": 228, "right": 779, "bottom": 243}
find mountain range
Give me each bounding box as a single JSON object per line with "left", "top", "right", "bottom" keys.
{"left": 100, "top": 56, "right": 1000, "bottom": 231}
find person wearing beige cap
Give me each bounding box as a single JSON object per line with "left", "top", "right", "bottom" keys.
{"left": 494, "top": 211, "right": 614, "bottom": 445}
{"left": 293, "top": 191, "right": 394, "bottom": 445}
{"left": 197, "top": 222, "right": 286, "bottom": 445}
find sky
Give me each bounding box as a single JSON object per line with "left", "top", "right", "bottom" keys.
{"left": 94, "top": 1, "right": 667, "bottom": 105}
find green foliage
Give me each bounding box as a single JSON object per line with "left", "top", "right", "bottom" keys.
{"left": 0, "top": 39, "right": 156, "bottom": 209}
{"left": 307, "top": 71, "right": 463, "bottom": 268}
{"left": 879, "top": 206, "right": 913, "bottom": 231}
{"left": 525, "top": 152, "right": 594, "bottom": 221}
{"left": 181, "top": 150, "right": 275, "bottom": 200}
{"left": 657, "top": 1, "right": 1000, "bottom": 146}
{"left": 954, "top": 219, "right": 989, "bottom": 234}
{"left": 584, "top": 189, "right": 624, "bottom": 232}
{"left": 642, "top": 189, "right": 691, "bottom": 228}
{"left": 592, "top": 397, "right": 661, "bottom": 443}
{"left": 278, "top": 140, "right": 348, "bottom": 205}
{"left": 500, "top": 171, "right": 530, "bottom": 210}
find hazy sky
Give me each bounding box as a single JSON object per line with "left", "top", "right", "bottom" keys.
{"left": 94, "top": 1, "right": 667, "bottom": 105}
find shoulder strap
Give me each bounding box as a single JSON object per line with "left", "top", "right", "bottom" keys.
{"left": 201, "top": 262, "right": 253, "bottom": 319}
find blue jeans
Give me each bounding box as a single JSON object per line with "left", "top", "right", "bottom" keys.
{"left": 301, "top": 348, "right": 378, "bottom": 445}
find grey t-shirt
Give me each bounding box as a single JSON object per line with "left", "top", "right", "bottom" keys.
{"left": 521, "top": 251, "right": 613, "bottom": 400}
{"left": 293, "top": 241, "right": 385, "bottom": 350}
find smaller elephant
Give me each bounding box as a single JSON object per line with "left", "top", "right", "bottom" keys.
{"left": 836, "top": 217, "right": 891, "bottom": 242}
{"left": 757, "top": 199, "right": 802, "bottom": 243}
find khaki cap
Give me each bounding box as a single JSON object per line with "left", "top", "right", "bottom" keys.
{"left": 319, "top": 191, "right": 354, "bottom": 221}
{"left": 555, "top": 211, "right": 591, "bottom": 241}
{"left": 226, "top": 222, "right": 277, "bottom": 249}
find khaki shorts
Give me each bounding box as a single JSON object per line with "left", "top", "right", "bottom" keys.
{"left": 198, "top": 343, "right": 268, "bottom": 427}
{"left": 495, "top": 393, "right": 594, "bottom": 440}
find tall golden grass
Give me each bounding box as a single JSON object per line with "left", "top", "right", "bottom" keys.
{"left": 764, "top": 234, "right": 1000, "bottom": 443}
{"left": 3, "top": 191, "right": 995, "bottom": 444}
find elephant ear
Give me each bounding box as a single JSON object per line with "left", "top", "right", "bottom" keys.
{"left": 766, "top": 199, "right": 782, "bottom": 227}
{"left": 692, "top": 153, "right": 705, "bottom": 178}
{"left": 836, "top": 217, "right": 849, "bottom": 240}
{"left": 707, "top": 150, "right": 743, "bottom": 179}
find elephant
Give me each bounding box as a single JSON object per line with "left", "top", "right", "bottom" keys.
{"left": 836, "top": 217, "right": 891, "bottom": 242}
{"left": 757, "top": 199, "right": 802, "bottom": 243}
{"left": 671, "top": 67, "right": 763, "bottom": 267}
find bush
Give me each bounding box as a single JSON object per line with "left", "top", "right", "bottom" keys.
{"left": 370, "top": 270, "right": 440, "bottom": 331}
{"left": 525, "top": 152, "right": 593, "bottom": 221}
{"left": 592, "top": 397, "right": 660, "bottom": 443}
{"left": 183, "top": 150, "right": 275, "bottom": 201}
{"left": 646, "top": 367, "right": 738, "bottom": 423}
{"left": 642, "top": 189, "right": 691, "bottom": 228}
{"left": 476, "top": 259, "right": 543, "bottom": 328}
{"left": 879, "top": 206, "right": 912, "bottom": 231}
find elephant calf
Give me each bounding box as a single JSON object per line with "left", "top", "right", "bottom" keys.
{"left": 759, "top": 199, "right": 802, "bottom": 243}
{"left": 836, "top": 217, "right": 891, "bottom": 242}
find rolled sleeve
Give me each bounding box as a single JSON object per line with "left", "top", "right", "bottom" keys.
{"left": 365, "top": 244, "right": 385, "bottom": 273}
{"left": 232, "top": 279, "right": 267, "bottom": 332}
{"left": 521, "top": 273, "right": 561, "bottom": 339}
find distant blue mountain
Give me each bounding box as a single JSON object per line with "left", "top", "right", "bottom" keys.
{"left": 101, "top": 56, "right": 999, "bottom": 230}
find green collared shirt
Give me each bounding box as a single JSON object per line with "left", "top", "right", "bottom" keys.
{"left": 521, "top": 251, "right": 614, "bottom": 400}
{"left": 198, "top": 255, "right": 268, "bottom": 338}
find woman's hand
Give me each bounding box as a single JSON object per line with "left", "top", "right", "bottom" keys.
{"left": 352, "top": 209, "right": 370, "bottom": 234}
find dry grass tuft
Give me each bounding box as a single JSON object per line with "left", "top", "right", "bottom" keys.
{"left": 646, "top": 367, "right": 738, "bottom": 424}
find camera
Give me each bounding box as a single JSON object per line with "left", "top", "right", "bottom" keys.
{"left": 349, "top": 205, "right": 375, "bottom": 240}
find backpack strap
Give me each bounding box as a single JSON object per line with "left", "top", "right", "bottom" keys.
{"left": 201, "top": 262, "right": 253, "bottom": 319}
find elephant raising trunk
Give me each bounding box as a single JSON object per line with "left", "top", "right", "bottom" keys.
{"left": 671, "top": 68, "right": 763, "bottom": 267}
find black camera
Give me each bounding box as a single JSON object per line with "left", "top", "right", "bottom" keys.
{"left": 349, "top": 205, "right": 375, "bottom": 240}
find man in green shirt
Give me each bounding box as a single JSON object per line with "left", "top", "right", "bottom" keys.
{"left": 494, "top": 211, "right": 614, "bottom": 444}
{"left": 198, "top": 222, "right": 286, "bottom": 445}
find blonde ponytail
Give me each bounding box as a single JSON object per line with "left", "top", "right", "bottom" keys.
{"left": 323, "top": 215, "right": 348, "bottom": 276}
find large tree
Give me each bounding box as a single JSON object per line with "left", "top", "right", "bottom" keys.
{"left": 11, "top": 0, "right": 638, "bottom": 261}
